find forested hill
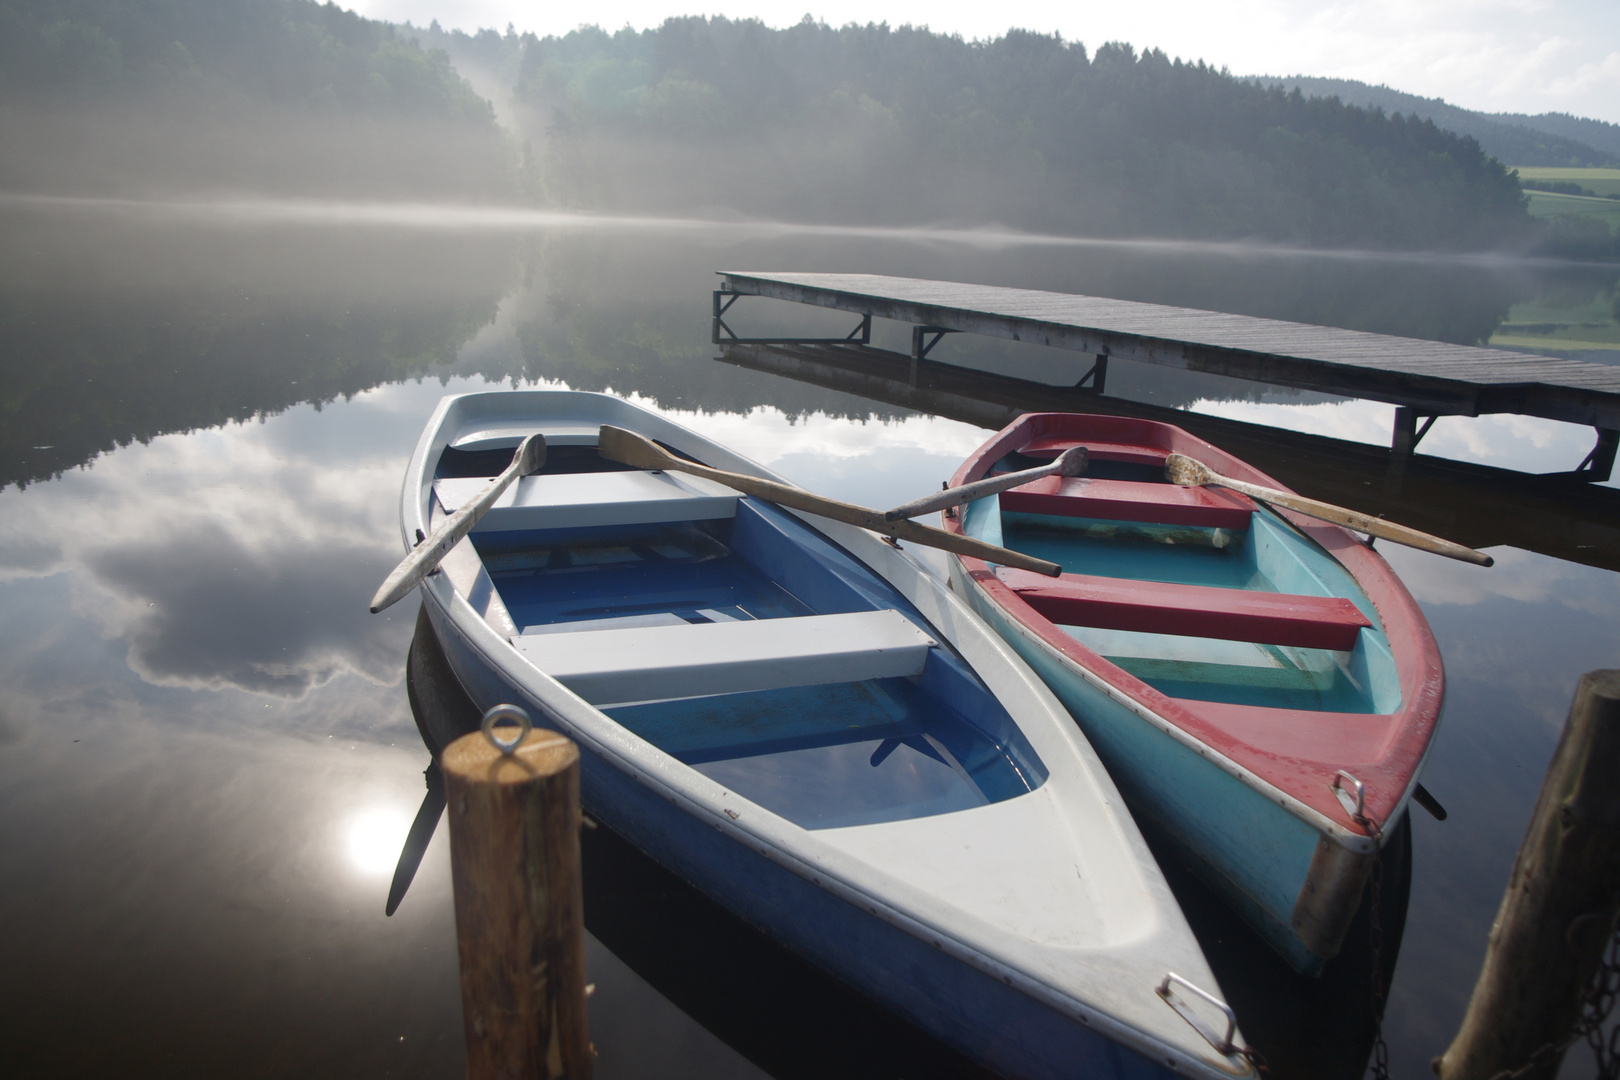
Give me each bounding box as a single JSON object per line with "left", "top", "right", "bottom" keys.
{"left": 0, "top": 0, "right": 512, "bottom": 198}
{"left": 504, "top": 19, "right": 1530, "bottom": 251}
{"left": 1253, "top": 77, "right": 1620, "bottom": 167}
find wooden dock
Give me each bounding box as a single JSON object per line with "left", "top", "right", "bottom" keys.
{"left": 715, "top": 272, "right": 1620, "bottom": 479}
{"left": 716, "top": 341, "right": 1620, "bottom": 573}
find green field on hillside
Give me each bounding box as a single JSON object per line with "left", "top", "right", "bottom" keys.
{"left": 1488, "top": 291, "right": 1620, "bottom": 356}
{"left": 1523, "top": 190, "right": 1620, "bottom": 228}
{"left": 1512, "top": 167, "right": 1620, "bottom": 197}
{"left": 1513, "top": 166, "right": 1620, "bottom": 227}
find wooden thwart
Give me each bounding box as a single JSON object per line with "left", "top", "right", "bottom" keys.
{"left": 998, "top": 567, "right": 1372, "bottom": 651}
{"left": 1003, "top": 474, "right": 1256, "bottom": 531}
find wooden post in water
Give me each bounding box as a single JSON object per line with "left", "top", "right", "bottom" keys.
{"left": 443, "top": 715, "right": 593, "bottom": 1080}
{"left": 1437, "top": 670, "right": 1620, "bottom": 1080}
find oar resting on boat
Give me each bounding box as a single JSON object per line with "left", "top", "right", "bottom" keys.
{"left": 1164, "top": 452, "right": 1494, "bottom": 567}
{"left": 371, "top": 434, "right": 549, "bottom": 614}
{"left": 597, "top": 425, "right": 1063, "bottom": 577}
{"left": 885, "top": 446, "right": 1090, "bottom": 522}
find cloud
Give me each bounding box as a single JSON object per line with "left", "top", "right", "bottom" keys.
{"left": 0, "top": 395, "right": 430, "bottom": 699}
{"left": 0, "top": 374, "right": 989, "bottom": 700}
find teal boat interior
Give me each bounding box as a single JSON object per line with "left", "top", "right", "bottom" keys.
{"left": 963, "top": 451, "right": 1403, "bottom": 716}
{"left": 438, "top": 443, "right": 1048, "bottom": 830}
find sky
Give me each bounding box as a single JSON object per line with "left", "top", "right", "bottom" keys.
{"left": 353, "top": 0, "right": 1620, "bottom": 124}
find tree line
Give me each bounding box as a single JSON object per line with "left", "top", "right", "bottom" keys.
{"left": 505, "top": 18, "right": 1533, "bottom": 251}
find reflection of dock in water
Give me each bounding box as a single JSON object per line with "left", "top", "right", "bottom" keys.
{"left": 716, "top": 272, "right": 1620, "bottom": 480}
{"left": 717, "top": 340, "right": 1620, "bottom": 573}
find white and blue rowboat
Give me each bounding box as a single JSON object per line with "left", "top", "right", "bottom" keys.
{"left": 394, "top": 390, "right": 1256, "bottom": 1080}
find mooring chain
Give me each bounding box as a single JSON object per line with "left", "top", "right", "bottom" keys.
{"left": 1575, "top": 915, "right": 1620, "bottom": 1080}
{"left": 1355, "top": 811, "right": 1392, "bottom": 1080}
{"left": 1480, "top": 906, "right": 1620, "bottom": 1080}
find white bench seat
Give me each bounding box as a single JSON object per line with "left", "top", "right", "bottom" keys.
{"left": 448, "top": 421, "right": 601, "bottom": 451}
{"left": 512, "top": 609, "right": 937, "bottom": 705}
{"left": 435, "top": 469, "right": 740, "bottom": 533}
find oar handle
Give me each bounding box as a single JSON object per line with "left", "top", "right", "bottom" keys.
{"left": 1165, "top": 453, "right": 1494, "bottom": 567}
{"left": 1247, "top": 484, "right": 1493, "bottom": 566}
{"left": 370, "top": 435, "right": 547, "bottom": 613}
{"left": 598, "top": 426, "right": 1063, "bottom": 577}
{"left": 884, "top": 446, "right": 1089, "bottom": 521}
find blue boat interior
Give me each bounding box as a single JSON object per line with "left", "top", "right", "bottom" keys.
{"left": 966, "top": 451, "right": 1402, "bottom": 715}
{"left": 441, "top": 442, "right": 1047, "bottom": 830}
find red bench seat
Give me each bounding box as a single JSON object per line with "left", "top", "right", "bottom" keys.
{"left": 999, "top": 476, "right": 1257, "bottom": 531}
{"left": 998, "top": 568, "right": 1372, "bottom": 651}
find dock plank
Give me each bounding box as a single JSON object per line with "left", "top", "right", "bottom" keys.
{"left": 719, "top": 272, "right": 1620, "bottom": 429}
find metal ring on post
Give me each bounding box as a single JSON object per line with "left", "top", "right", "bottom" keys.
{"left": 481, "top": 704, "right": 532, "bottom": 756}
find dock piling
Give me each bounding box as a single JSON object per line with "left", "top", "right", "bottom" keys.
{"left": 443, "top": 712, "right": 593, "bottom": 1080}
{"left": 1437, "top": 670, "right": 1620, "bottom": 1080}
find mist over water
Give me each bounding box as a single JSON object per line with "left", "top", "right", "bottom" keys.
{"left": 5, "top": 191, "right": 1609, "bottom": 271}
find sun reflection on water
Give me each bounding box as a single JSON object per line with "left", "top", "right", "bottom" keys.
{"left": 345, "top": 806, "right": 412, "bottom": 875}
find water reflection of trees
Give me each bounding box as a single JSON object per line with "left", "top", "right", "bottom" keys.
{"left": 467, "top": 232, "right": 1529, "bottom": 416}
{"left": 4, "top": 216, "right": 1597, "bottom": 492}
{"left": 0, "top": 216, "right": 519, "bottom": 490}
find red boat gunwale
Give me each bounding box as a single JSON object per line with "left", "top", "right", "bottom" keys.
{"left": 945, "top": 413, "right": 1445, "bottom": 839}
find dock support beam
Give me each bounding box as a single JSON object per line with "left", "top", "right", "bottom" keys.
{"left": 1437, "top": 670, "right": 1620, "bottom": 1080}
{"left": 1076, "top": 354, "right": 1108, "bottom": 394}
{"left": 1391, "top": 406, "right": 1437, "bottom": 459}
{"left": 1387, "top": 407, "right": 1439, "bottom": 496}
{"left": 910, "top": 325, "right": 957, "bottom": 385}
{"left": 711, "top": 290, "right": 871, "bottom": 347}
{"left": 1577, "top": 428, "right": 1618, "bottom": 482}
{"left": 445, "top": 715, "right": 593, "bottom": 1080}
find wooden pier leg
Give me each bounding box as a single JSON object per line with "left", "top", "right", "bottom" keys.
{"left": 443, "top": 721, "right": 593, "bottom": 1080}
{"left": 1436, "top": 670, "right": 1620, "bottom": 1080}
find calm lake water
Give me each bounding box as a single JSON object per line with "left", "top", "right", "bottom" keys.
{"left": 1, "top": 198, "right": 1618, "bottom": 1078}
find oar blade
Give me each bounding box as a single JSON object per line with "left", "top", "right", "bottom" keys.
{"left": 1164, "top": 452, "right": 1211, "bottom": 487}
{"left": 598, "top": 425, "right": 673, "bottom": 470}
{"left": 370, "top": 434, "right": 548, "bottom": 614}
{"left": 386, "top": 762, "right": 446, "bottom": 916}
{"left": 1054, "top": 445, "right": 1090, "bottom": 477}
{"left": 884, "top": 445, "right": 1090, "bottom": 522}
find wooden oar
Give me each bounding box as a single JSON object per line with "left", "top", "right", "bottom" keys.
{"left": 1164, "top": 452, "right": 1494, "bottom": 567}
{"left": 598, "top": 426, "right": 1063, "bottom": 577}
{"left": 884, "top": 446, "right": 1090, "bottom": 522}
{"left": 386, "top": 761, "right": 445, "bottom": 916}
{"left": 370, "top": 434, "right": 548, "bottom": 613}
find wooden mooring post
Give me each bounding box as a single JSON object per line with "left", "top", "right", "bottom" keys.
{"left": 443, "top": 708, "right": 593, "bottom": 1080}
{"left": 1437, "top": 670, "right": 1620, "bottom": 1080}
